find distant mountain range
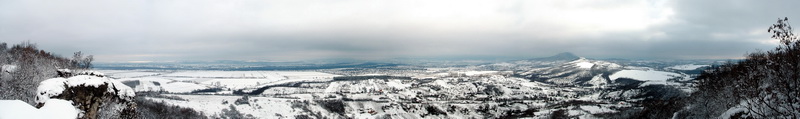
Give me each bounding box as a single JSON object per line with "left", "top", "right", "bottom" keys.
{"left": 529, "top": 52, "right": 581, "bottom": 61}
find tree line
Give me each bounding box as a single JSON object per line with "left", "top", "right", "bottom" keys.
{"left": 676, "top": 17, "right": 800, "bottom": 118}
{"left": 0, "top": 41, "right": 94, "bottom": 105}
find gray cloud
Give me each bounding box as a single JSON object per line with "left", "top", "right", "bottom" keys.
{"left": 0, "top": 0, "right": 797, "bottom": 62}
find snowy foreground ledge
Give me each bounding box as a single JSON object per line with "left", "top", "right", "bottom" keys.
{"left": 0, "top": 99, "right": 79, "bottom": 119}
{"left": 36, "top": 75, "right": 136, "bottom": 104}
{"left": 0, "top": 70, "right": 136, "bottom": 119}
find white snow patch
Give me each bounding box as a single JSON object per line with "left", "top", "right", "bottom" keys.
{"left": 434, "top": 80, "right": 452, "bottom": 88}
{"left": 386, "top": 80, "right": 411, "bottom": 89}
{"left": 161, "top": 82, "right": 209, "bottom": 93}
{"left": 65, "top": 75, "right": 107, "bottom": 87}
{"left": 0, "top": 99, "right": 79, "bottom": 119}
{"left": 580, "top": 105, "right": 617, "bottom": 114}
{"left": 576, "top": 62, "right": 595, "bottom": 69}
{"left": 2, "top": 65, "right": 17, "bottom": 72}
{"left": 718, "top": 101, "right": 751, "bottom": 119}
{"left": 609, "top": 70, "right": 680, "bottom": 81}
{"left": 37, "top": 78, "right": 68, "bottom": 104}
{"left": 587, "top": 74, "right": 608, "bottom": 88}
{"left": 608, "top": 70, "right": 687, "bottom": 87}
{"left": 719, "top": 107, "right": 749, "bottom": 119}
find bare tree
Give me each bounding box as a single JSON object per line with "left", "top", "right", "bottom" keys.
{"left": 0, "top": 42, "right": 88, "bottom": 105}
{"left": 72, "top": 51, "right": 93, "bottom": 69}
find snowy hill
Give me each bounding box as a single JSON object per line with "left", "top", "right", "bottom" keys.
{"left": 517, "top": 57, "right": 623, "bottom": 86}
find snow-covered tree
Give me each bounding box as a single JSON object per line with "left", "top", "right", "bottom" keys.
{"left": 678, "top": 17, "right": 800, "bottom": 118}
{"left": 0, "top": 42, "right": 85, "bottom": 105}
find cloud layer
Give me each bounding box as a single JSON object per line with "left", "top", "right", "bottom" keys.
{"left": 1, "top": 0, "right": 797, "bottom": 62}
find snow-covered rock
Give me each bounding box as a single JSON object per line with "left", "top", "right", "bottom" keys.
{"left": 36, "top": 70, "right": 137, "bottom": 118}
{"left": 56, "top": 69, "right": 106, "bottom": 78}
{"left": 37, "top": 75, "right": 135, "bottom": 104}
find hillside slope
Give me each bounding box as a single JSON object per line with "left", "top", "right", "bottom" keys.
{"left": 0, "top": 42, "right": 92, "bottom": 105}
{"left": 677, "top": 18, "right": 800, "bottom": 118}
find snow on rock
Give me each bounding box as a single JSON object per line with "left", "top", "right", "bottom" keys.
{"left": 667, "top": 64, "right": 709, "bottom": 70}
{"left": 56, "top": 69, "right": 106, "bottom": 78}
{"left": 65, "top": 75, "right": 109, "bottom": 87}
{"left": 36, "top": 70, "right": 136, "bottom": 118}
{"left": 717, "top": 101, "right": 753, "bottom": 119}
{"left": 37, "top": 75, "right": 135, "bottom": 104}
{"left": 719, "top": 107, "right": 749, "bottom": 119}
{"left": 36, "top": 78, "right": 68, "bottom": 104}
{"left": 0, "top": 99, "right": 79, "bottom": 119}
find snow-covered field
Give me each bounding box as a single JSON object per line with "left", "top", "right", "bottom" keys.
{"left": 92, "top": 58, "right": 705, "bottom": 118}
{"left": 108, "top": 70, "right": 338, "bottom": 93}
{"left": 576, "top": 62, "right": 595, "bottom": 68}
{"left": 161, "top": 82, "right": 210, "bottom": 93}
{"left": 0, "top": 51, "right": 721, "bottom": 119}
{"left": 609, "top": 70, "right": 681, "bottom": 81}
{"left": 609, "top": 69, "right": 688, "bottom": 87}
{"left": 146, "top": 94, "right": 302, "bottom": 118}
{"left": 162, "top": 71, "right": 334, "bottom": 79}
{"left": 667, "top": 64, "right": 709, "bottom": 70}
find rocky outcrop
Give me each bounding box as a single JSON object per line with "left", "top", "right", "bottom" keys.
{"left": 36, "top": 70, "right": 136, "bottom": 119}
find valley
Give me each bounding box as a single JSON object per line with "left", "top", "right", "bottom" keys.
{"left": 107, "top": 53, "right": 715, "bottom": 118}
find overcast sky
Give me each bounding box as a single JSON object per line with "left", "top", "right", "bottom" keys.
{"left": 1, "top": 0, "right": 798, "bottom": 62}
